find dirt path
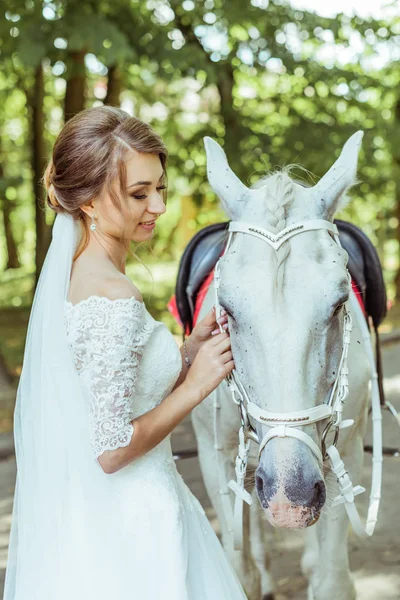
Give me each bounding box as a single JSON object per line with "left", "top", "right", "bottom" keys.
{"left": 0, "top": 341, "right": 399, "bottom": 598}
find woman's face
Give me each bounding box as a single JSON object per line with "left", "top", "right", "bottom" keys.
{"left": 96, "top": 150, "right": 167, "bottom": 242}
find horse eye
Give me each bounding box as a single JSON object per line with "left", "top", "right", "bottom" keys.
{"left": 332, "top": 300, "right": 347, "bottom": 318}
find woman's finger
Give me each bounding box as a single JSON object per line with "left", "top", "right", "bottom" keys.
{"left": 211, "top": 323, "right": 229, "bottom": 336}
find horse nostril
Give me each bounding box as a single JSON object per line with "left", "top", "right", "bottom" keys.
{"left": 255, "top": 470, "right": 277, "bottom": 509}
{"left": 255, "top": 474, "right": 264, "bottom": 498}
{"left": 255, "top": 472, "right": 272, "bottom": 509}
{"left": 313, "top": 480, "right": 326, "bottom": 508}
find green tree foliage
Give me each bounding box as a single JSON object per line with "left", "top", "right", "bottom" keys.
{"left": 1, "top": 0, "right": 399, "bottom": 307}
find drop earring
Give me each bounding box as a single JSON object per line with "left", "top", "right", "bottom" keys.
{"left": 90, "top": 213, "right": 96, "bottom": 232}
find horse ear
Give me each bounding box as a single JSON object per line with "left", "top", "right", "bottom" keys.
{"left": 203, "top": 136, "right": 251, "bottom": 220}
{"left": 313, "top": 131, "right": 363, "bottom": 218}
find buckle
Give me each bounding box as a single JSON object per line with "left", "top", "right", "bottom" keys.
{"left": 321, "top": 420, "right": 340, "bottom": 459}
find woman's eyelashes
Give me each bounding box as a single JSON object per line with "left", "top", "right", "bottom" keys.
{"left": 131, "top": 185, "right": 166, "bottom": 200}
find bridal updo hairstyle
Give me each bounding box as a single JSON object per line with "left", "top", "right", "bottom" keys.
{"left": 43, "top": 106, "right": 168, "bottom": 261}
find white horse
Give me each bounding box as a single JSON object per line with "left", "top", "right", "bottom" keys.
{"left": 191, "top": 133, "right": 373, "bottom": 600}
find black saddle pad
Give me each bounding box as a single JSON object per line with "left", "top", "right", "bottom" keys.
{"left": 175, "top": 220, "right": 387, "bottom": 334}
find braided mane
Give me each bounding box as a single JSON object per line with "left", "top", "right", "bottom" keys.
{"left": 251, "top": 167, "right": 296, "bottom": 293}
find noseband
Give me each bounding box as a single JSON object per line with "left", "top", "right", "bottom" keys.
{"left": 212, "top": 219, "right": 382, "bottom": 549}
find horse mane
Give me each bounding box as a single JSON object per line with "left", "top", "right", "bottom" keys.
{"left": 250, "top": 166, "right": 299, "bottom": 293}
{"left": 248, "top": 164, "right": 351, "bottom": 293}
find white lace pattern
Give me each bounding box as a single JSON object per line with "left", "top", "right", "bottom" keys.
{"left": 61, "top": 294, "right": 248, "bottom": 599}
{"left": 64, "top": 296, "right": 156, "bottom": 458}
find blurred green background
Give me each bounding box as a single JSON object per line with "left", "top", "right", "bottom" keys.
{"left": 1, "top": 0, "right": 400, "bottom": 432}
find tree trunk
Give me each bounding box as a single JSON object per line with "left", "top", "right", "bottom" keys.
{"left": 31, "top": 61, "right": 49, "bottom": 288}
{"left": 2, "top": 198, "right": 20, "bottom": 269}
{"left": 216, "top": 63, "right": 249, "bottom": 181}
{"left": 105, "top": 64, "right": 122, "bottom": 107}
{"left": 0, "top": 163, "right": 20, "bottom": 270}
{"left": 394, "top": 180, "right": 400, "bottom": 301}
{"left": 393, "top": 96, "right": 400, "bottom": 301}
{"left": 0, "top": 351, "right": 12, "bottom": 387}
{"left": 64, "top": 49, "right": 86, "bottom": 121}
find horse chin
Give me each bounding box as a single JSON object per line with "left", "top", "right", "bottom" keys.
{"left": 265, "top": 504, "right": 321, "bottom": 529}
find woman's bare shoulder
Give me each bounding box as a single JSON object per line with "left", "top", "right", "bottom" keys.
{"left": 101, "top": 275, "right": 143, "bottom": 302}
{"left": 68, "top": 265, "right": 143, "bottom": 305}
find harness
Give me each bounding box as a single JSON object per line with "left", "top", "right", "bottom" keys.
{"left": 212, "top": 219, "right": 383, "bottom": 549}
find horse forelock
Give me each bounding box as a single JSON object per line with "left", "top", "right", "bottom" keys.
{"left": 251, "top": 168, "right": 296, "bottom": 233}
{"left": 250, "top": 168, "right": 297, "bottom": 294}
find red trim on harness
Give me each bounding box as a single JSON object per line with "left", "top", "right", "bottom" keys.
{"left": 167, "top": 268, "right": 366, "bottom": 333}
{"left": 351, "top": 279, "right": 366, "bottom": 317}
{"left": 167, "top": 294, "right": 191, "bottom": 336}
{"left": 192, "top": 268, "right": 216, "bottom": 328}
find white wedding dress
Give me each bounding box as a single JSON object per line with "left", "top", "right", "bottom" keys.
{"left": 63, "top": 294, "right": 248, "bottom": 600}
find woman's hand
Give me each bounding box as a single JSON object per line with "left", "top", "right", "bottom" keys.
{"left": 184, "top": 306, "right": 229, "bottom": 365}
{"left": 184, "top": 331, "right": 234, "bottom": 403}
{"left": 193, "top": 305, "right": 228, "bottom": 342}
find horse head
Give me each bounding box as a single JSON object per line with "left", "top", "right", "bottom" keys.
{"left": 204, "top": 132, "right": 363, "bottom": 528}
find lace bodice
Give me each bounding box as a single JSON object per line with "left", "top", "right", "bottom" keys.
{"left": 7, "top": 295, "right": 248, "bottom": 599}
{"left": 64, "top": 295, "right": 183, "bottom": 460}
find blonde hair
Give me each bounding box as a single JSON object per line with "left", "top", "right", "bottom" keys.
{"left": 42, "top": 106, "right": 168, "bottom": 263}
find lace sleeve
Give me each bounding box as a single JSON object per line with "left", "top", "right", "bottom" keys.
{"left": 65, "top": 296, "right": 155, "bottom": 459}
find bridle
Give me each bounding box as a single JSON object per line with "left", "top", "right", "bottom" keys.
{"left": 212, "top": 218, "right": 383, "bottom": 549}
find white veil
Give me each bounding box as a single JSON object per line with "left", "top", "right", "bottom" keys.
{"left": 4, "top": 212, "right": 133, "bottom": 599}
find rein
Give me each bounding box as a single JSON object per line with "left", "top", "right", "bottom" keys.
{"left": 212, "top": 219, "right": 383, "bottom": 549}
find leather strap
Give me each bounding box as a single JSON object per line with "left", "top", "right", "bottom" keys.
{"left": 247, "top": 402, "right": 333, "bottom": 426}
{"left": 228, "top": 220, "right": 339, "bottom": 251}
{"left": 325, "top": 291, "right": 383, "bottom": 538}
{"left": 227, "top": 427, "right": 252, "bottom": 549}
{"left": 258, "top": 425, "right": 324, "bottom": 464}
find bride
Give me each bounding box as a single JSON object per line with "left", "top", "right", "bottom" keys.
{"left": 3, "top": 106, "right": 247, "bottom": 599}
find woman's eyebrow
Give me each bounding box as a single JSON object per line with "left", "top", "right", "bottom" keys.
{"left": 128, "top": 174, "right": 164, "bottom": 189}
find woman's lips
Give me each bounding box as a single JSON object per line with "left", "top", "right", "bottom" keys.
{"left": 139, "top": 220, "right": 156, "bottom": 230}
